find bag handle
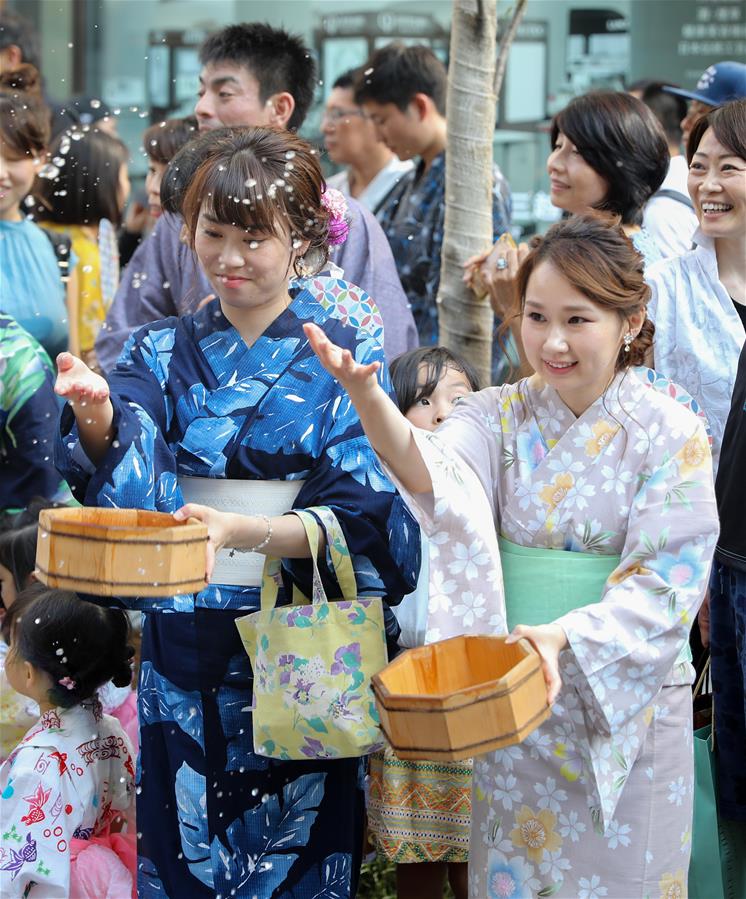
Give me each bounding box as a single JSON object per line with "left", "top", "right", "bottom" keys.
{"left": 693, "top": 654, "right": 711, "bottom": 699}
{"left": 259, "top": 507, "right": 357, "bottom": 611}
{"left": 693, "top": 653, "right": 716, "bottom": 747}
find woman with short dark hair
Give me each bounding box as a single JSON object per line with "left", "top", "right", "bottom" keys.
{"left": 466, "top": 91, "right": 669, "bottom": 377}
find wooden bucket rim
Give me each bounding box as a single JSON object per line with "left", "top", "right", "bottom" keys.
{"left": 38, "top": 508, "right": 206, "bottom": 545}
{"left": 372, "top": 652, "right": 542, "bottom": 710}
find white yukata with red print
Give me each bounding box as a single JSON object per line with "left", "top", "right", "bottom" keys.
{"left": 0, "top": 699, "right": 135, "bottom": 897}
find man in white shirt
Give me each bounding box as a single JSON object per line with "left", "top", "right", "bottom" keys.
{"left": 641, "top": 82, "right": 698, "bottom": 259}
{"left": 323, "top": 69, "right": 413, "bottom": 215}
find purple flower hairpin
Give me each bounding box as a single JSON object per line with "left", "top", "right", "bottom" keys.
{"left": 58, "top": 676, "right": 76, "bottom": 691}
{"left": 321, "top": 188, "right": 350, "bottom": 247}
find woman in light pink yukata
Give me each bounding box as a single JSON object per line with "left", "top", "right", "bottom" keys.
{"left": 307, "top": 213, "right": 717, "bottom": 899}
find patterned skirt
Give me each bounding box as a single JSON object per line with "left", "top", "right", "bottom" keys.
{"left": 367, "top": 744, "right": 472, "bottom": 863}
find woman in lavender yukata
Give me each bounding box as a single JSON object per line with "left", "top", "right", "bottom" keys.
{"left": 52, "top": 127, "right": 419, "bottom": 899}
{"left": 307, "top": 213, "right": 718, "bottom": 898}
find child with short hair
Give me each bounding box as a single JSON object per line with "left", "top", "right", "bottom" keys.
{"left": 367, "top": 345, "right": 479, "bottom": 899}
{"left": 0, "top": 585, "right": 136, "bottom": 896}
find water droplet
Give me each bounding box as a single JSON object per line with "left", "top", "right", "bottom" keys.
{"left": 34, "top": 617, "right": 41, "bottom": 624}
{"left": 56, "top": 648, "right": 64, "bottom": 656}
{"left": 250, "top": 787, "right": 259, "bottom": 796}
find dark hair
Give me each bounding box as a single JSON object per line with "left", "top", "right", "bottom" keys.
{"left": 332, "top": 69, "right": 358, "bottom": 91}
{"left": 143, "top": 115, "right": 198, "bottom": 165}
{"left": 0, "top": 497, "right": 65, "bottom": 535}
{"left": 512, "top": 213, "right": 654, "bottom": 372}
{"left": 199, "top": 23, "right": 315, "bottom": 132}
{"left": 0, "top": 64, "right": 50, "bottom": 156}
{"left": 354, "top": 43, "right": 447, "bottom": 115}
{"left": 2, "top": 584, "right": 133, "bottom": 708}
{"left": 390, "top": 346, "right": 481, "bottom": 415}
{"left": 687, "top": 97, "right": 746, "bottom": 164}
{"left": 641, "top": 82, "right": 687, "bottom": 146}
{"left": 627, "top": 78, "right": 655, "bottom": 95}
{"left": 178, "top": 126, "right": 330, "bottom": 277}
{"left": 34, "top": 128, "right": 129, "bottom": 227}
{"left": 0, "top": 525, "right": 37, "bottom": 604}
{"left": 550, "top": 91, "right": 669, "bottom": 225}
{"left": 0, "top": 10, "right": 40, "bottom": 71}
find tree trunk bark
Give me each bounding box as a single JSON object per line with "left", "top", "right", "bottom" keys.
{"left": 437, "top": 0, "right": 527, "bottom": 386}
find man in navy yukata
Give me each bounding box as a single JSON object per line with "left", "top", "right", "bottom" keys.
{"left": 355, "top": 43, "right": 512, "bottom": 381}
{"left": 95, "top": 23, "right": 418, "bottom": 373}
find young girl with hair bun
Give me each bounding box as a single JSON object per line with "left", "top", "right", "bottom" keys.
{"left": 53, "top": 125, "right": 419, "bottom": 897}
{"left": 0, "top": 521, "right": 139, "bottom": 762}
{"left": 0, "top": 585, "right": 136, "bottom": 897}
{"left": 308, "top": 213, "right": 717, "bottom": 897}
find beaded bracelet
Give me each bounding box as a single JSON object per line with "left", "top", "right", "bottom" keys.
{"left": 228, "top": 514, "right": 273, "bottom": 557}
{"left": 247, "top": 514, "right": 272, "bottom": 553}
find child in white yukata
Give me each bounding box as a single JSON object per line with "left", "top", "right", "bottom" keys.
{"left": 0, "top": 585, "right": 136, "bottom": 897}
{"left": 369, "top": 346, "right": 479, "bottom": 899}
{"left": 0, "top": 521, "right": 140, "bottom": 762}
{"left": 307, "top": 213, "right": 718, "bottom": 898}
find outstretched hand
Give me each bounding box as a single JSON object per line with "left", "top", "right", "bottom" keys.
{"left": 55, "top": 352, "right": 110, "bottom": 406}
{"left": 303, "top": 323, "right": 380, "bottom": 395}
{"left": 506, "top": 623, "right": 568, "bottom": 705}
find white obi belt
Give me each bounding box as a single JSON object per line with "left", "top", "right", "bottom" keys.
{"left": 179, "top": 477, "right": 305, "bottom": 587}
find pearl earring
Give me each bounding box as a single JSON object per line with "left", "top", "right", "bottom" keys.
{"left": 623, "top": 332, "right": 634, "bottom": 352}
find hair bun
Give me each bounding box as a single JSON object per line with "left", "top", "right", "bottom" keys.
{"left": 110, "top": 648, "right": 134, "bottom": 689}
{"left": 0, "top": 64, "right": 42, "bottom": 96}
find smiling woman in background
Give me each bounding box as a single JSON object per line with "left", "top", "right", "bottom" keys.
{"left": 645, "top": 98, "right": 746, "bottom": 469}
{"left": 466, "top": 91, "right": 669, "bottom": 376}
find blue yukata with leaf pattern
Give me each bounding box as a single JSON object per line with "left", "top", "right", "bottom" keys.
{"left": 55, "top": 284, "right": 420, "bottom": 899}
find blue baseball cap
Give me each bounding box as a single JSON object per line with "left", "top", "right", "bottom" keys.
{"left": 664, "top": 61, "right": 746, "bottom": 107}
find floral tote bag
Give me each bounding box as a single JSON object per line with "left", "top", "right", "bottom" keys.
{"left": 235, "top": 507, "right": 387, "bottom": 760}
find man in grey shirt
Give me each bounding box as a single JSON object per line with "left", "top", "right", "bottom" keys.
{"left": 96, "top": 23, "right": 418, "bottom": 373}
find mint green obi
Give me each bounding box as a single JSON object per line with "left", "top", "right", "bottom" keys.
{"left": 499, "top": 537, "right": 692, "bottom": 664}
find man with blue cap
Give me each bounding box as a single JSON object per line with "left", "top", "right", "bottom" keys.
{"left": 665, "top": 60, "right": 746, "bottom": 147}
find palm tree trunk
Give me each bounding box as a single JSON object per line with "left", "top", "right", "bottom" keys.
{"left": 437, "top": 0, "right": 527, "bottom": 385}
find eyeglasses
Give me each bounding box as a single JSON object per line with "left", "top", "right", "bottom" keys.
{"left": 321, "top": 107, "right": 367, "bottom": 125}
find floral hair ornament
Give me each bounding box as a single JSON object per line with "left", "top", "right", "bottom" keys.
{"left": 58, "top": 676, "right": 76, "bottom": 691}
{"left": 321, "top": 188, "right": 350, "bottom": 247}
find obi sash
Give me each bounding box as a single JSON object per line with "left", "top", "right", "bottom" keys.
{"left": 179, "top": 477, "right": 305, "bottom": 587}
{"left": 499, "top": 536, "right": 692, "bottom": 664}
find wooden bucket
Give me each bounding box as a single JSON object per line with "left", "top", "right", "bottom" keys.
{"left": 35, "top": 508, "right": 208, "bottom": 597}
{"left": 372, "top": 634, "right": 551, "bottom": 761}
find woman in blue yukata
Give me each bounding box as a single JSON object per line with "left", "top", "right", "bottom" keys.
{"left": 52, "top": 126, "right": 420, "bottom": 899}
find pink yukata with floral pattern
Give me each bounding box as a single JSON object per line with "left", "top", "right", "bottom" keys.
{"left": 0, "top": 700, "right": 135, "bottom": 897}
{"left": 390, "top": 368, "right": 718, "bottom": 899}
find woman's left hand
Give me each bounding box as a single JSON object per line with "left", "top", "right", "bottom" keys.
{"left": 174, "top": 504, "right": 242, "bottom": 581}
{"left": 506, "top": 623, "right": 568, "bottom": 704}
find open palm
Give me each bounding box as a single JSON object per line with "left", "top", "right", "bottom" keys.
{"left": 303, "top": 323, "right": 380, "bottom": 393}
{"left": 55, "top": 352, "right": 110, "bottom": 406}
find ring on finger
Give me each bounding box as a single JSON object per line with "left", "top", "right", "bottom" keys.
{"left": 496, "top": 257, "right": 508, "bottom": 270}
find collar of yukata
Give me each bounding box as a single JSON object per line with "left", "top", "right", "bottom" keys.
{"left": 40, "top": 696, "right": 104, "bottom": 730}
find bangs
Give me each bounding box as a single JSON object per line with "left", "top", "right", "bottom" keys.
{"left": 195, "top": 149, "right": 293, "bottom": 238}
